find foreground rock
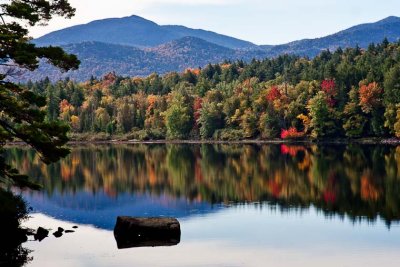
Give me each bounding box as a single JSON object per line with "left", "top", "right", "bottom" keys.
{"left": 34, "top": 227, "right": 49, "bottom": 242}
{"left": 114, "top": 217, "right": 181, "bottom": 249}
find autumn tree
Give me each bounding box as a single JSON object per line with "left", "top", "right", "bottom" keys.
{"left": 94, "top": 107, "right": 111, "bottom": 132}
{"left": 258, "top": 85, "right": 286, "bottom": 138}
{"left": 359, "top": 82, "right": 382, "bottom": 113}
{"left": 145, "top": 95, "right": 166, "bottom": 130}
{"left": 359, "top": 82, "right": 385, "bottom": 136}
{"left": 321, "top": 79, "right": 337, "bottom": 107}
{"left": 115, "top": 98, "right": 135, "bottom": 133}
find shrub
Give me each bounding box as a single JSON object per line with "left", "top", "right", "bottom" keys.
{"left": 213, "top": 129, "right": 244, "bottom": 141}
{"left": 280, "top": 127, "right": 303, "bottom": 139}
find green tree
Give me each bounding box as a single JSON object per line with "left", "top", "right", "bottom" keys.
{"left": 307, "top": 91, "right": 338, "bottom": 138}
{"left": 198, "top": 101, "right": 224, "bottom": 139}
{"left": 384, "top": 104, "right": 398, "bottom": 134}
{"left": 46, "top": 83, "right": 59, "bottom": 121}
{"left": 164, "top": 91, "right": 193, "bottom": 139}
{"left": 384, "top": 64, "right": 400, "bottom": 105}
{"left": 342, "top": 88, "right": 366, "bottom": 138}
{"left": 165, "top": 104, "right": 193, "bottom": 139}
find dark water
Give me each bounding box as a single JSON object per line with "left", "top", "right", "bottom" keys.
{"left": 7, "top": 144, "right": 400, "bottom": 267}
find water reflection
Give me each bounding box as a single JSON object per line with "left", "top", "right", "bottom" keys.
{"left": 6, "top": 144, "right": 400, "bottom": 227}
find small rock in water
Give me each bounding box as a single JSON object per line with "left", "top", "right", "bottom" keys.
{"left": 65, "top": 230, "right": 75, "bottom": 233}
{"left": 58, "top": 227, "right": 64, "bottom": 232}
{"left": 53, "top": 231, "right": 63, "bottom": 238}
{"left": 34, "top": 227, "right": 49, "bottom": 242}
{"left": 72, "top": 226, "right": 78, "bottom": 229}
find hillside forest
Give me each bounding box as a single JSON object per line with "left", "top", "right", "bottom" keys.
{"left": 24, "top": 39, "right": 400, "bottom": 141}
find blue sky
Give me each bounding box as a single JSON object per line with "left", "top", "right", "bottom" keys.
{"left": 30, "top": 0, "right": 400, "bottom": 45}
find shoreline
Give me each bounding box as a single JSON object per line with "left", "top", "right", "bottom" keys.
{"left": 5, "top": 137, "right": 400, "bottom": 146}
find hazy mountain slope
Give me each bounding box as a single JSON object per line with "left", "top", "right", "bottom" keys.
{"left": 261, "top": 16, "right": 400, "bottom": 57}
{"left": 146, "top": 36, "right": 262, "bottom": 69}
{"left": 163, "top": 25, "right": 256, "bottom": 49}
{"left": 22, "top": 38, "right": 267, "bottom": 81}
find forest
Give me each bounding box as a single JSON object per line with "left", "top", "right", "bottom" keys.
{"left": 24, "top": 39, "right": 400, "bottom": 141}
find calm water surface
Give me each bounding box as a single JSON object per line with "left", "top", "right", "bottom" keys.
{"left": 7, "top": 144, "right": 400, "bottom": 267}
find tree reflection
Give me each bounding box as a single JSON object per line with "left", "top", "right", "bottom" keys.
{"left": 6, "top": 144, "right": 400, "bottom": 225}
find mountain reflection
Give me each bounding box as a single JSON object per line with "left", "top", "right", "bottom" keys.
{"left": 6, "top": 144, "right": 400, "bottom": 225}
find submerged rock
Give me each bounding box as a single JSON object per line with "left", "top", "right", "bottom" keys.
{"left": 113, "top": 217, "right": 181, "bottom": 249}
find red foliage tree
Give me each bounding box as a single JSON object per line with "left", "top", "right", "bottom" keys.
{"left": 266, "top": 86, "right": 281, "bottom": 102}
{"left": 321, "top": 79, "right": 337, "bottom": 107}
{"left": 193, "top": 97, "right": 203, "bottom": 125}
{"left": 280, "top": 127, "right": 303, "bottom": 139}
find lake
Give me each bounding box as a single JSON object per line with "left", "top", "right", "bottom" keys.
{"left": 7, "top": 144, "right": 400, "bottom": 267}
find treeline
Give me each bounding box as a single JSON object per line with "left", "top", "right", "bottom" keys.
{"left": 26, "top": 39, "right": 400, "bottom": 140}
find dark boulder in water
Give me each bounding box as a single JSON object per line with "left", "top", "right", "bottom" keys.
{"left": 113, "top": 217, "right": 181, "bottom": 249}
{"left": 34, "top": 227, "right": 49, "bottom": 242}
{"left": 53, "top": 231, "right": 63, "bottom": 238}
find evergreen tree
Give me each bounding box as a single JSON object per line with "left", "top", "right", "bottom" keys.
{"left": 0, "top": 0, "right": 80, "bottom": 188}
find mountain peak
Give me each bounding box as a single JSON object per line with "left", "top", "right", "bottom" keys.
{"left": 378, "top": 16, "right": 400, "bottom": 23}
{"left": 34, "top": 14, "right": 254, "bottom": 49}
{"left": 72, "top": 14, "right": 159, "bottom": 29}
{"left": 117, "top": 14, "right": 159, "bottom": 24}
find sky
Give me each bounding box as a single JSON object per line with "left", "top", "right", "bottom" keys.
{"left": 29, "top": 0, "right": 400, "bottom": 45}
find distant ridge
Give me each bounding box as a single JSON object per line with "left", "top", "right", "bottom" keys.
{"left": 261, "top": 16, "right": 400, "bottom": 57}
{"left": 23, "top": 15, "right": 400, "bottom": 81}
{"left": 22, "top": 38, "right": 266, "bottom": 81}
{"left": 34, "top": 15, "right": 256, "bottom": 49}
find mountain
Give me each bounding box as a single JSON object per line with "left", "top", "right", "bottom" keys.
{"left": 261, "top": 16, "right": 400, "bottom": 57}
{"left": 34, "top": 15, "right": 256, "bottom": 49}
{"left": 22, "top": 15, "right": 400, "bottom": 82}
{"left": 21, "top": 38, "right": 267, "bottom": 81}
